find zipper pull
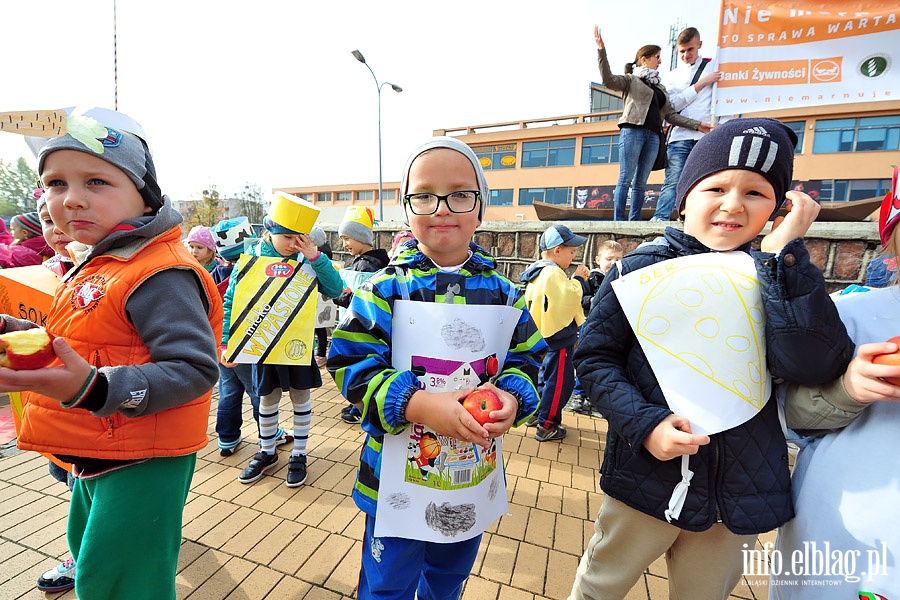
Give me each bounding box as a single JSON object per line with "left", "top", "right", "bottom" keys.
{"left": 106, "top": 417, "right": 114, "bottom": 438}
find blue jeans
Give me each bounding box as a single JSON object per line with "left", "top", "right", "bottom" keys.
{"left": 654, "top": 139, "right": 697, "bottom": 220}
{"left": 614, "top": 127, "right": 660, "bottom": 221}
{"left": 215, "top": 363, "right": 260, "bottom": 449}
{"left": 358, "top": 514, "right": 481, "bottom": 599}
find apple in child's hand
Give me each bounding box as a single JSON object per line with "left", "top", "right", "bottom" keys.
{"left": 873, "top": 335, "right": 900, "bottom": 386}
{"left": 462, "top": 389, "right": 502, "bottom": 426}
{"left": 0, "top": 328, "right": 56, "bottom": 370}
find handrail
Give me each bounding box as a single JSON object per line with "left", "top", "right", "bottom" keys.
{"left": 435, "top": 110, "right": 624, "bottom": 136}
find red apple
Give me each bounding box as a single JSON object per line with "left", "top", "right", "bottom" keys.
{"left": 462, "top": 389, "right": 502, "bottom": 426}
{"left": 873, "top": 335, "right": 900, "bottom": 386}
{"left": 0, "top": 328, "right": 56, "bottom": 370}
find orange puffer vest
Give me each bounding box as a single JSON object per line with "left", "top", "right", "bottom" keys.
{"left": 17, "top": 226, "right": 224, "bottom": 460}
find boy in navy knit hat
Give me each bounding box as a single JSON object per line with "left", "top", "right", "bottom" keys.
{"left": 570, "top": 118, "right": 854, "bottom": 598}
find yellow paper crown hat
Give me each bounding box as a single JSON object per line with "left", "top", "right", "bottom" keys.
{"left": 338, "top": 206, "right": 375, "bottom": 245}
{"left": 265, "top": 192, "right": 320, "bottom": 235}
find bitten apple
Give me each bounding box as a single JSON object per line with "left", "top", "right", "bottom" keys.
{"left": 873, "top": 335, "right": 900, "bottom": 386}
{"left": 461, "top": 389, "right": 502, "bottom": 426}
{"left": 0, "top": 328, "right": 55, "bottom": 370}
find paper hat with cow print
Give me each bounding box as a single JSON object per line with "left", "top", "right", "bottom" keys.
{"left": 676, "top": 117, "right": 798, "bottom": 216}
{"left": 212, "top": 217, "right": 254, "bottom": 261}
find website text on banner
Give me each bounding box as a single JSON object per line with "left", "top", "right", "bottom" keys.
{"left": 713, "top": 1, "right": 899, "bottom": 116}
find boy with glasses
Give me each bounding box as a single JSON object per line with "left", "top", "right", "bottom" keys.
{"left": 328, "top": 136, "right": 544, "bottom": 599}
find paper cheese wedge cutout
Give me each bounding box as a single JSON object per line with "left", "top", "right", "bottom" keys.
{"left": 0, "top": 110, "right": 67, "bottom": 137}
{"left": 636, "top": 265, "right": 767, "bottom": 410}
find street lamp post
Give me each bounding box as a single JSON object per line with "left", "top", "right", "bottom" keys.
{"left": 351, "top": 49, "right": 402, "bottom": 223}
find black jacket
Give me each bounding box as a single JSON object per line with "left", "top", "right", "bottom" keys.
{"left": 334, "top": 248, "right": 390, "bottom": 308}
{"left": 574, "top": 228, "right": 853, "bottom": 534}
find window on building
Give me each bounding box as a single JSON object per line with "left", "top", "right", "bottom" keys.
{"left": 821, "top": 179, "right": 893, "bottom": 202}
{"left": 473, "top": 144, "right": 517, "bottom": 170}
{"left": 357, "top": 191, "right": 374, "bottom": 201}
{"left": 336, "top": 192, "right": 352, "bottom": 202}
{"left": 489, "top": 189, "right": 513, "bottom": 206}
{"left": 518, "top": 187, "right": 571, "bottom": 206}
{"left": 590, "top": 86, "right": 624, "bottom": 121}
{"left": 316, "top": 192, "right": 331, "bottom": 203}
{"left": 813, "top": 115, "right": 900, "bottom": 153}
{"left": 381, "top": 189, "right": 397, "bottom": 200}
{"left": 581, "top": 134, "right": 620, "bottom": 164}
{"left": 521, "top": 139, "right": 576, "bottom": 168}
{"left": 295, "top": 193, "right": 312, "bottom": 201}
{"left": 783, "top": 121, "right": 805, "bottom": 154}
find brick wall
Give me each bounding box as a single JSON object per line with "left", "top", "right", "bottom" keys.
{"left": 327, "top": 221, "right": 883, "bottom": 293}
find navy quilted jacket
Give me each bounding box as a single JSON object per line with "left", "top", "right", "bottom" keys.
{"left": 574, "top": 228, "right": 853, "bottom": 534}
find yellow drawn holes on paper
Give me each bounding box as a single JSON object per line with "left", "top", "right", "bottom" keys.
{"left": 637, "top": 265, "right": 766, "bottom": 410}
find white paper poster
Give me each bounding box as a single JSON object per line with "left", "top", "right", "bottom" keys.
{"left": 375, "top": 301, "right": 521, "bottom": 542}
{"left": 612, "top": 252, "right": 770, "bottom": 435}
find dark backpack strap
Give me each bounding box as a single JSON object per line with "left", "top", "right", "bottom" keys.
{"left": 689, "top": 58, "right": 711, "bottom": 86}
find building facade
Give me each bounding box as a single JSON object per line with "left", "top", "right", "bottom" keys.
{"left": 280, "top": 91, "right": 900, "bottom": 224}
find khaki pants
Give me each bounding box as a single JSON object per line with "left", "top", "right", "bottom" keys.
{"left": 569, "top": 495, "right": 756, "bottom": 600}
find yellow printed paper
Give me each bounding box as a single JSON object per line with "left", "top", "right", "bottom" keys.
{"left": 611, "top": 252, "right": 769, "bottom": 435}
{"left": 226, "top": 256, "right": 318, "bottom": 364}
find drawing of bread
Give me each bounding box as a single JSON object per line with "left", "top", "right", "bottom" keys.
{"left": 0, "top": 110, "right": 66, "bottom": 137}
{"left": 636, "top": 265, "right": 767, "bottom": 409}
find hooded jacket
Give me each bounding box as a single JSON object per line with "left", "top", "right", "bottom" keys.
{"left": 18, "top": 201, "right": 223, "bottom": 469}
{"left": 575, "top": 227, "right": 853, "bottom": 534}
{"left": 520, "top": 259, "right": 586, "bottom": 350}
{"left": 327, "top": 240, "right": 546, "bottom": 516}
{"left": 334, "top": 248, "right": 390, "bottom": 308}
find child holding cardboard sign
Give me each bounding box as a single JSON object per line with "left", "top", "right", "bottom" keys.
{"left": 221, "top": 192, "right": 342, "bottom": 487}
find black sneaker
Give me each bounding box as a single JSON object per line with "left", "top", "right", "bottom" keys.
{"left": 535, "top": 424, "right": 567, "bottom": 442}
{"left": 341, "top": 406, "right": 361, "bottom": 424}
{"left": 36, "top": 557, "right": 75, "bottom": 593}
{"left": 525, "top": 415, "right": 539, "bottom": 427}
{"left": 238, "top": 451, "right": 278, "bottom": 484}
{"left": 286, "top": 454, "right": 308, "bottom": 487}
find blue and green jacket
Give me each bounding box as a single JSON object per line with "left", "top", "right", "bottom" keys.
{"left": 328, "top": 240, "right": 546, "bottom": 516}
{"left": 221, "top": 239, "right": 344, "bottom": 345}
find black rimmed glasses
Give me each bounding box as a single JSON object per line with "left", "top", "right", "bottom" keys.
{"left": 403, "top": 190, "right": 481, "bottom": 215}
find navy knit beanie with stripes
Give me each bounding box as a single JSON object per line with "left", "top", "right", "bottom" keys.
{"left": 676, "top": 117, "right": 798, "bottom": 216}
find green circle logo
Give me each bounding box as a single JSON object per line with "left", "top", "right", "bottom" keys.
{"left": 858, "top": 54, "right": 890, "bottom": 79}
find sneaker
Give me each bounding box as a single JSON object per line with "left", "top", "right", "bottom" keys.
{"left": 649, "top": 216, "right": 669, "bottom": 222}
{"left": 238, "top": 451, "right": 278, "bottom": 484}
{"left": 36, "top": 557, "right": 75, "bottom": 593}
{"left": 286, "top": 454, "right": 308, "bottom": 487}
{"left": 535, "top": 424, "right": 567, "bottom": 442}
{"left": 219, "top": 436, "right": 242, "bottom": 457}
{"left": 315, "top": 355, "right": 327, "bottom": 368}
{"left": 274, "top": 428, "right": 294, "bottom": 447}
{"left": 525, "top": 415, "right": 539, "bottom": 427}
{"left": 341, "top": 406, "right": 361, "bottom": 424}
{"left": 573, "top": 395, "right": 593, "bottom": 415}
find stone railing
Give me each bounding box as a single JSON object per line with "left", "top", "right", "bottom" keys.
{"left": 325, "top": 220, "right": 883, "bottom": 293}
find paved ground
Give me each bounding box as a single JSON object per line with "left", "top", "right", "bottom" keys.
{"left": 0, "top": 377, "right": 772, "bottom": 599}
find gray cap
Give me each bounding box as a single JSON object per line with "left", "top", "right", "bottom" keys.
{"left": 399, "top": 136, "right": 489, "bottom": 222}
{"left": 38, "top": 113, "right": 163, "bottom": 213}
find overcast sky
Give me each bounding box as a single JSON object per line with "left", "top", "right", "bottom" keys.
{"left": 0, "top": 0, "right": 720, "bottom": 201}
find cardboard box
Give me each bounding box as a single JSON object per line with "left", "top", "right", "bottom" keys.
{"left": 0, "top": 265, "right": 71, "bottom": 473}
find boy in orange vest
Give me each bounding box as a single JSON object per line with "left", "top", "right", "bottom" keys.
{"left": 0, "top": 109, "right": 222, "bottom": 600}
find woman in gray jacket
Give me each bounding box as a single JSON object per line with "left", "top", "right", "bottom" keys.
{"left": 594, "top": 25, "right": 710, "bottom": 221}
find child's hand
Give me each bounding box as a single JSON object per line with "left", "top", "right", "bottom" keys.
{"left": 642, "top": 414, "right": 710, "bottom": 461}
{"left": 0, "top": 337, "right": 92, "bottom": 403}
{"left": 220, "top": 348, "right": 238, "bottom": 368}
{"left": 405, "top": 387, "right": 491, "bottom": 449}
{"left": 842, "top": 341, "right": 900, "bottom": 404}
{"left": 476, "top": 381, "right": 518, "bottom": 438}
{"left": 573, "top": 264, "right": 590, "bottom": 280}
{"left": 594, "top": 25, "right": 604, "bottom": 49}
{"left": 760, "top": 191, "right": 820, "bottom": 255}
{"left": 296, "top": 234, "right": 319, "bottom": 261}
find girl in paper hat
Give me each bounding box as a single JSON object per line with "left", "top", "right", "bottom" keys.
{"left": 221, "top": 193, "right": 343, "bottom": 488}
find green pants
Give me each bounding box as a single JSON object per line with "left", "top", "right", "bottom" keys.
{"left": 68, "top": 454, "right": 196, "bottom": 600}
